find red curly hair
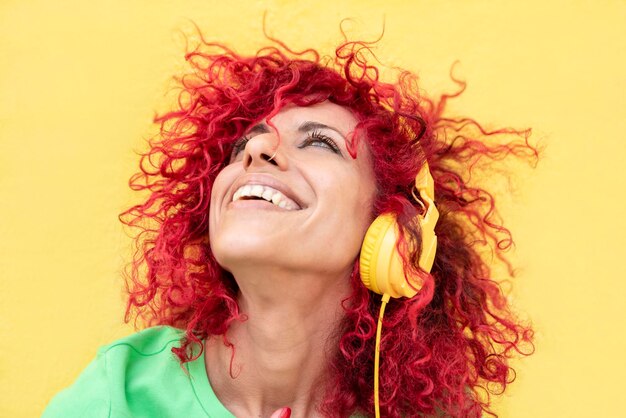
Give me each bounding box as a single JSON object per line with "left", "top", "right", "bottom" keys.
{"left": 120, "top": 29, "right": 537, "bottom": 418}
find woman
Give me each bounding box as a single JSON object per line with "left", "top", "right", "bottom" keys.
{"left": 43, "top": 34, "right": 536, "bottom": 418}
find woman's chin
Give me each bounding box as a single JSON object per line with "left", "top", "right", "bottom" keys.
{"left": 212, "top": 236, "right": 289, "bottom": 269}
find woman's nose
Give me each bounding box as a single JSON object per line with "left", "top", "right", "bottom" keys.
{"left": 242, "top": 134, "right": 288, "bottom": 171}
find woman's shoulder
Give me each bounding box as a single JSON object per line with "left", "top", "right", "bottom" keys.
{"left": 42, "top": 326, "right": 197, "bottom": 418}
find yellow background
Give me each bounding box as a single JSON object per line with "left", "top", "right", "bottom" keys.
{"left": 1, "top": 1, "right": 625, "bottom": 417}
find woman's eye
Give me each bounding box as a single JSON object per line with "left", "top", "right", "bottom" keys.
{"left": 230, "top": 136, "right": 250, "bottom": 161}
{"left": 301, "top": 131, "right": 341, "bottom": 155}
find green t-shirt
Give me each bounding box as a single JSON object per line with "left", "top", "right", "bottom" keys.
{"left": 42, "top": 326, "right": 236, "bottom": 418}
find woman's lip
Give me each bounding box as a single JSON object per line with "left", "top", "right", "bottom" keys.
{"left": 229, "top": 174, "right": 305, "bottom": 209}
{"left": 227, "top": 199, "right": 300, "bottom": 211}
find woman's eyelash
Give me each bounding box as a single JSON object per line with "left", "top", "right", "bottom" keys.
{"left": 302, "top": 130, "right": 341, "bottom": 154}
{"left": 230, "top": 136, "right": 250, "bottom": 158}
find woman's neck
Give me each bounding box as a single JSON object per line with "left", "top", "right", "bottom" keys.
{"left": 204, "top": 269, "right": 350, "bottom": 418}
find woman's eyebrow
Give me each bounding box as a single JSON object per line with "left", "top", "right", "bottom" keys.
{"left": 298, "top": 121, "right": 347, "bottom": 140}
{"left": 246, "top": 123, "right": 271, "bottom": 136}
{"left": 246, "top": 121, "right": 347, "bottom": 141}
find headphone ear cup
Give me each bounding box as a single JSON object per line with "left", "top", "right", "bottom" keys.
{"left": 360, "top": 214, "right": 422, "bottom": 299}
{"left": 359, "top": 215, "right": 388, "bottom": 294}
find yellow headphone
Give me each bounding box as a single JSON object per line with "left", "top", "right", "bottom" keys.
{"left": 360, "top": 161, "right": 439, "bottom": 297}
{"left": 358, "top": 162, "right": 439, "bottom": 418}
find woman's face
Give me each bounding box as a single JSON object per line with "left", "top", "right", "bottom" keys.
{"left": 209, "top": 102, "right": 377, "bottom": 283}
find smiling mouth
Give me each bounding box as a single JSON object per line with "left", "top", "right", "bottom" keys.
{"left": 232, "top": 184, "right": 301, "bottom": 211}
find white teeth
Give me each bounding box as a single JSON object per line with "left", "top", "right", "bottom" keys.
{"left": 232, "top": 184, "right": 300, "bottom": 210}
{"left": 251, "top": 185, "right": 264, "bottom": 196}
{"left": 262, "top": 189, "right": 274, "bottom": 201}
